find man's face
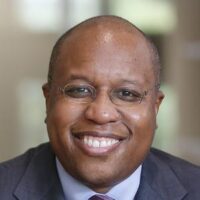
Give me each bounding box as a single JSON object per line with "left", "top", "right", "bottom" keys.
{"left": 43, "top": 28, "right": 163, "bottom": 192}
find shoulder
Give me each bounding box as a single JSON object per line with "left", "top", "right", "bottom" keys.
{"left": 149, "top": 148, "right": 200, "bottom": 175}
{"left": 148, "top": 148, "right": 200, "bottom": 195}
{"left": 0, "top": 143, "right": 51, "bottom": 197}
{"left": 0, "top": 143, "right": 51, "bottom": 172}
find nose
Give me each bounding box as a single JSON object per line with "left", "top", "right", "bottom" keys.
{"left": 84, "top": 92, "right": 121, "bottom": 124}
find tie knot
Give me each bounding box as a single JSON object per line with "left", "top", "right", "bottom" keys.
{"left": 89, "top": 194, "right": 115, "bottom": 200}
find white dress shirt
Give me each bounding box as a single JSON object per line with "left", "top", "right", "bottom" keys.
{"left": 56, "top": 158, "right": 142, "bottom": 200}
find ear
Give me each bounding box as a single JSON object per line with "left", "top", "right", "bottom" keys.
{"left": 42, "top": 83, "right": 50, "bottom": 99}
{"left": 42, "top": 83, "right": 50, "bottom": 122}
{"left": 155, "top": 90, "right": 165, "bottom": 115}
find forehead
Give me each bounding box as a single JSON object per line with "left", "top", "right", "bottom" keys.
{"left": 53, "top": 26, "right": 155, "bottom": 86}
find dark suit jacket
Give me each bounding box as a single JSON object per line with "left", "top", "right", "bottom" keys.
{"left": 0, "top": 143, "right": 200, "bottom": 200}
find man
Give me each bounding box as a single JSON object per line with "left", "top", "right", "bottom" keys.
{"left": 0, "top": 16, "right": 200, "bottom": 200}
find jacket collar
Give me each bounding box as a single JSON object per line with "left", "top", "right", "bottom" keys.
{"left": 135, "top": 149, "right": 187, "bottom": 200}
{"left": 13, "top": 144, "right": 65, "bottom": 200}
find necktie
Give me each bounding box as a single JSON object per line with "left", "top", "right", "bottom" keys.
{"left": 88, "top": 194, "right": 115, "bottom": 200}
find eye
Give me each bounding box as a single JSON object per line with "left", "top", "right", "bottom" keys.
{"left": 113, "top": 88, "right": 143, "bottom": 102}
{"left": 63, "top": 84, "right": 95, "bottom": 98}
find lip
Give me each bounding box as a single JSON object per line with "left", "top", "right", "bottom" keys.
{"left": 72, "top": 131, "right": 126, "bottom": 156}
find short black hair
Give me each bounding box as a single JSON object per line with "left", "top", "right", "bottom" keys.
{"left": 48, "top": 15, "right": 161, "bottom": 87}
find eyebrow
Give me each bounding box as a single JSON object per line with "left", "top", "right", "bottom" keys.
{"left": 64, "top": 75, "right": 141, "bottom": 87}
{"left": 65, "top": 74, "right": 93, "bottom": 84}
{"left": 117, "top": 79, "right": 142, "bottom": 88}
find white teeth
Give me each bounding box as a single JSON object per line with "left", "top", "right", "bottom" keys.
{"left": 84, "top": 137, "right": 88, "bottom": 144}
{"left": 83, "top": 136, "right": 119, "bottom": 148}
{"left": 100, "top": 140, "right": 107, "bottom": 147}
{"left": 93, "top": 140, "right": 100, "bottom": 148}
{"left": 88, "top": 138, "right": 93, "bottom": 146}
{"left": 107, "top": 140, "right": 111, "bottom": 146}
{"left": 111, "top": 139, "right": 118, "bottom": 145}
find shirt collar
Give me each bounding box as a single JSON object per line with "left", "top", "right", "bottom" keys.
{"left": 56, "top": 158, "right": 142, "bottom": 200}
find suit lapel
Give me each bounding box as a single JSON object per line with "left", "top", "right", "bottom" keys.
{"left": 134, "top": 178, "right": 162, "bottom": 200}
{"left": 13, "top": 144, "right": 65, "bottom": 200}
{"left": 135, "top": 150, "right": 187, "bottom": 200}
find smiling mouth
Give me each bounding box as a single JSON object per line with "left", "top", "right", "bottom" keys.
{"left": 72, "top": 132, "right": 124, "bottom": 155}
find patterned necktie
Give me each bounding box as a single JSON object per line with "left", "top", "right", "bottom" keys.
{"left": 88, "top": 194, "right": 115, "bottom": 200}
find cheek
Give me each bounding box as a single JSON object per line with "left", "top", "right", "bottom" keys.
{"left": 47, "top": 100, "right": 84, "bottom": 127}
{"left": 121, "top": 105, "right": 156, "bottom": 143}
{"left": 46, "top": 100, "right": 87, "bottom": 160}
{"left": 46, "top": 100, "right": 86, "bottom": 148}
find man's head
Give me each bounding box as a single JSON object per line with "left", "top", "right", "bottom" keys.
{"left": 43, "top": 15, "right": 164, "bottom": 193}
{"left": 48, "top": 16, "right": 161, "bottom": 87}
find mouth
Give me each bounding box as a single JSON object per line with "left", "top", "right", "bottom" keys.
{"left": 72, "top": 131, "right": 125, "bottom": 156}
